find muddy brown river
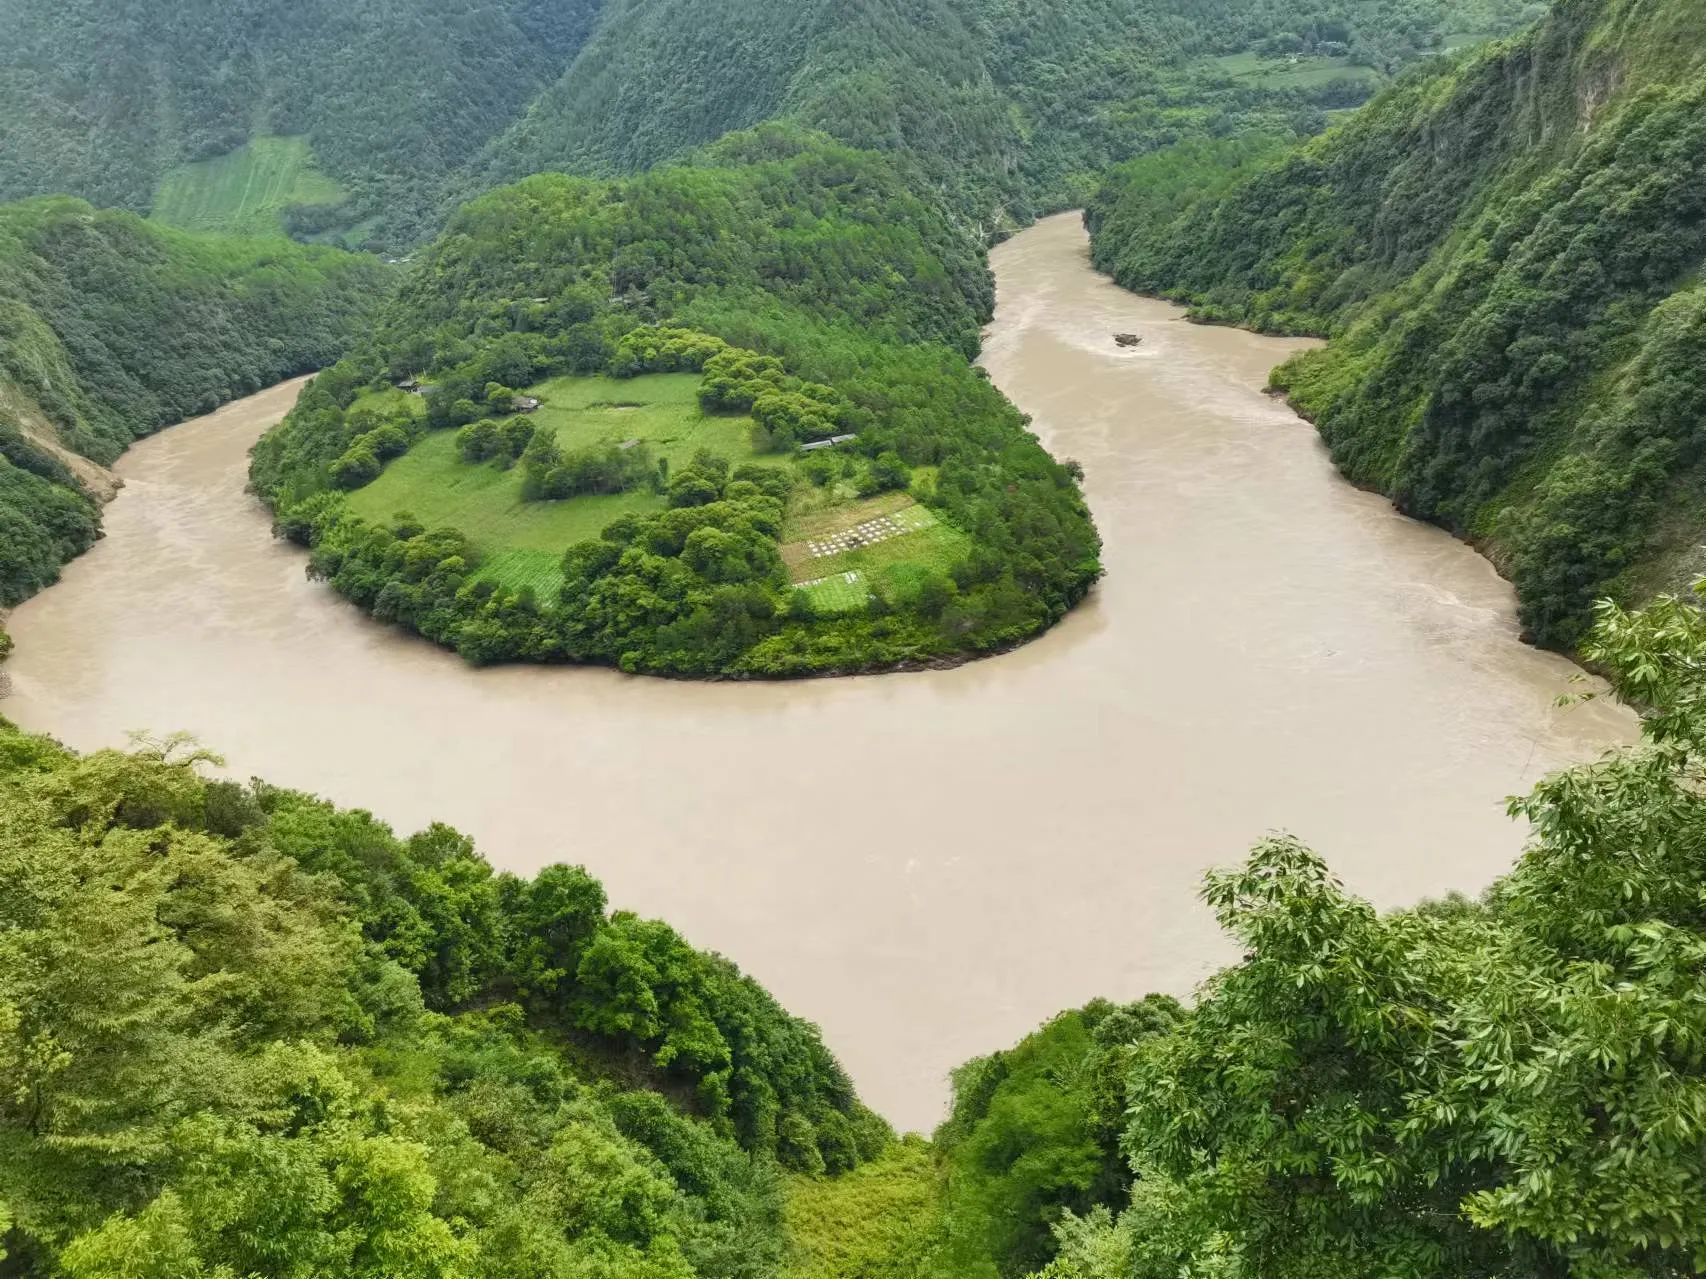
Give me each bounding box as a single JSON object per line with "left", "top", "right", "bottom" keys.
{"left": 3, "top": 212, "right": 1634, "bottom": 1131}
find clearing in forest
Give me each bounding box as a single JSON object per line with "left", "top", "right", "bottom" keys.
{"left": 525, "top": 373, "right": 760, "bottom": 467}
{"left": 781, "top": 492, "right": 969, "bottom": 614}
{"left": 1207, "top": 51, "right": 1379, "bottom": 89}
{"left": 151, "top": 136, "right": 344, "bottom": 236}
{"left": 347, "top": 372, "right": 967, "bottom": 609}
{"left": 347, "top": 372, "right": 761, "bottom": 595}
{"left": 794, "top": 571, "right": 870, "bottom": 614}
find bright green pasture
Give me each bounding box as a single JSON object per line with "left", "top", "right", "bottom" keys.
{"left": 347, "top": 373, "right": 776, "bottom": 595}
{"left": 1210, "top": 52, "right": 1379, "bottom": 89}
{"left": 346, "top": 428, "right": 666, "bottom": 592}
{"left": 797, "top": 571, "right": 869, "bottom": 613}
{"left": 527, "top": 373, "right": 765, "bottom": 470}
{"left": 475, "top": 548, "right": 576, "bottom": 597}
{"left": 152, "top": 135, "right": 345, "bottom": 235}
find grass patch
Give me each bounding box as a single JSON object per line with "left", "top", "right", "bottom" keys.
{"left": 785, "top": 490, "right": 917, "bottom": 540}
{"left": 529, "top": 373, "right": 769, "bottom": 471}
{"left": 796, "top": 571, "right": 869, "bottom": 614}
{"left": 350, "top": 385, "right": 423, "bottom": 418}
{"left": 151, "top": 135, "right": 345, "bottom": 236}
{"left": 346, "top": 428, "right": 667, "bottom": 595}
{"left": 781, "top": 488, "right": 966, "bottom": 611}
{"left": 782, "top": 1138, "right": 942, "bottom": 1279}
{"left": 1209, "top": 51, "right": 1379, "bottom": 89}
{"left": 475, "top": 548, "right": 573, "bottom": 597}
{"left": 347, "top": 372, "right": 783, "bottom": 595}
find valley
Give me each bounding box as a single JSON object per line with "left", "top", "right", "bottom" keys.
{"left": 4, "top": 0, "right": 1705, "bottom": 1274}
{"left": 2, "top": 213, "right": 1631, "bottom": 1134}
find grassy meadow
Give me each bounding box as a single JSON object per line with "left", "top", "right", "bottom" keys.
{"left": 781, "top": 1138, "right": 942, "bottom": 1279}
{"left": 525, "top": 372, "right": 759, "bottom": 466}
{"left": 1208, "top": 51, "right": 1379, "bottom": 89}
{"left": 152, "top": 136, "right": 344, "bottom": 235}
{"left": 349, "top": 373, "right": 758, "bottom": 596}
{"left": 348, "top": 371, "right": 968, "bottom": 605}
{"left": 346, "top": 427, "right": 668, "bottom": 596}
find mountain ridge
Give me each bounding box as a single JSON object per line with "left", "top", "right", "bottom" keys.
{"left": 1087, "top": 0, "right": 1706, "bottom": 646}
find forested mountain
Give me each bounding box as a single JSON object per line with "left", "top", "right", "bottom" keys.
{"left": 0, "top": 717, "right": 883, "bottom": 1275}
{"left": 0, "top": 199, "right": 388, "bottom": 626}
{"left": 0, "top": 0, "right": 1538, "bottom": 248}
{"left": 1088, "top": 0, "right": 1706, "bottom": 649}
{"left": 251, "top": 127, "right": 1101, "bottom": 676}
{"left": 477, "top": 0, "right": 1544, "bottom": 230}
{"left": 0, "top": 0, "right": 602, "bottom": 249}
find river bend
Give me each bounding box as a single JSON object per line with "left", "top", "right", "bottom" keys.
{"left": 3, "top": 212, "right": 1634, "bottom": 1130}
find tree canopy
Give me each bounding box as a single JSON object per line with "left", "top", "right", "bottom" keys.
{"left": 0, "top": 0, "right": 1541, "bottom": 247}
{"left": 1001, "top": 585, "right": 1706, "bottom": 1278}
{"left": 0, "top": 0, "right": 603, "bottom": 250}
{"left": 251, "top": 128, "right": 1102, "bottom": 676}
{"left": 0, "top": 717, "right": 882, "bottom": 1276}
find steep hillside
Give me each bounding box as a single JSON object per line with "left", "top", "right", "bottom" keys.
{"left": 0, "top": 716, "right": 884, "bottom": 1275}
{"left": 0, "top": 0, "right": 602, "bottom": 248}
{"left": 1087, "top": 0, "right": 1706, "bottom": 647}
{"left": 0, "top": 0, "right": 1538, "bottom": 247}
{"left": 0, "top": 198, "right": 389, "bottom": 619}
{"left": 474, "top": 0, "right": 1021, "bottom": 228}
{"left": 477, "top": 0, "right": 1541, "bottom": 230}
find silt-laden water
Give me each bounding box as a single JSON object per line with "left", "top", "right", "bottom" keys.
{"left": 3, "top": 213, "right": 1634, "bottom": 1131}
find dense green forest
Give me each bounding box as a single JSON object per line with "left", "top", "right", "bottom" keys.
{"left": 1087, "top": 0, "right": 1706, "bottom": 650}
{"left": 0, "top": 0, "right": 1538, "bottom": 248}
{"left": 0, "top": 0, "right": 603, "bottom": 250}
{"left": 474, "top": 0, "right": 1543, "bottom": 231}
{"left": 0, "top": 716, "right": 885, "bottom": 1275}
{"left": 0, "top": 198, "right": 388, "bottom": 626}
{"left": 251, "top": 127, "right": 1101, "bottom": 676}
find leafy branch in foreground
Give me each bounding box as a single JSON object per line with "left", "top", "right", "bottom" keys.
{"left": 1026, "top": 585, "right": 1706, "bottom": 1279}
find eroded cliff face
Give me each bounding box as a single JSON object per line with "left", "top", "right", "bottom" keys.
{"left": 0, "top": 383, "right": 120, "bottom": 502}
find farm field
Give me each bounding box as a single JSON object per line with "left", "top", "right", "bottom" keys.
{"left": 784, "top": 489, "right": 917, "bottom": 540}
{"left": 345, "top": 426, "right": 669, "bottom": 593}
{"left": 527, "top": 373, "right": 761, "bottom": 469}
{"left": 1208, "top": 51, "right": 1379, "bottom": 89}
{"left": 783, "top": 491, "right": 969, "bottom": 613}
{"left": 792, "top": 517, "right": 968, "bottom": 584}
{"left": 795, "top": 570, "right": 870, "bottom": 614}
{"left": 151, "top": 136, "right": 345, "bottom": 236}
